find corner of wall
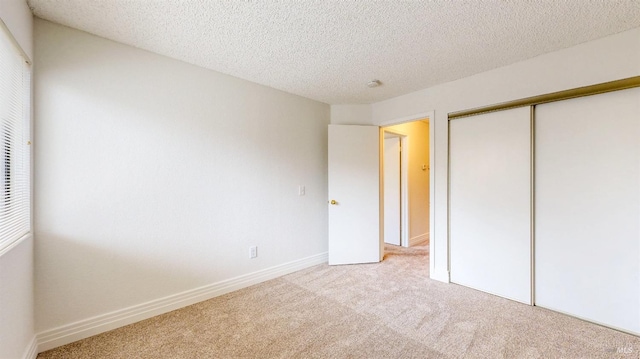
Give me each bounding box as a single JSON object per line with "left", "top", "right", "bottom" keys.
{"left": 23, "top": 336, "right": 38, "bottom": 359}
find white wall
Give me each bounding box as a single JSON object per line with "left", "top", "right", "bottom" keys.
{"left": 0, "top": 1, "right": 35, "bottom": 358}
{"left": 0, "top": 0, "right": 33, "bottom": 60}
{"left": 0, "top": 237, "right": 35, "bottom": 359}
{"left": 330, "top": 104, "right": 372, "bottom": 125}
{"left": 371, "top": 27, "right": 640, "bottom": 282}
{"left": 34, "top": 19, "right": 329, "bottom": 348}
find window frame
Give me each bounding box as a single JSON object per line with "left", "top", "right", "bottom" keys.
{"left": 0, "top": 20, "right": 32, "bottom": 256}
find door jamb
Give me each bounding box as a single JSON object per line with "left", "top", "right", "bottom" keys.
{"left": 379, "top": 111, "right": 434, "bottom": 266}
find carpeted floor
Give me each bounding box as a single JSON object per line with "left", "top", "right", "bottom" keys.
{"left": 38, "top": 244, "right": 639, "bottom": 358}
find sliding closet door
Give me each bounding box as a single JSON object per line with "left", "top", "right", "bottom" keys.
{"left": 535, "top": 88, "right": 640, "bottom": 334}
{"left": 450, "top": 106, "right": 531, "bottom": 304}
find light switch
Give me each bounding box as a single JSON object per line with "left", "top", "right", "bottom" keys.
{"left": 298, "top": 185, "right": 305, "bottom": 196}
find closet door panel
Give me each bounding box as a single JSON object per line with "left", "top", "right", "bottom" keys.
{"left": 535, "top": 87, "right": 640, "bottom": 334}
{"left": 450, "top": 106, "right": 531, "bottom": 304}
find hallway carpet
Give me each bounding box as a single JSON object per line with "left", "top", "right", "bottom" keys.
{"left": 38, "top": 244, "right": 639, "bottom": 358}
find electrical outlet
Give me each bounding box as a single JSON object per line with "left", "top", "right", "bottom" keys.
{"left": 250, "top": 246, "right": 257, "bottom": 259}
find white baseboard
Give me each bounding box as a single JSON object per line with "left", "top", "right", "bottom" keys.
{"left": 409, "top": 233, "right": 429, "bottom": 247}
{"left": 36, "top": 252, "right": 328, "bottom": 353}
{"left": 22, "top": 336, "right": 37, "bottom": 359}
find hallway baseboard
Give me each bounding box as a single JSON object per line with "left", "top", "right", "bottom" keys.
{"left": 409, "top": 233, "right": 428, "bottom": 247}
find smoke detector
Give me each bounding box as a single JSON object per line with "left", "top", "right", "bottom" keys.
{"left": 367, "top": 80, "right": 382, "bottom": 88}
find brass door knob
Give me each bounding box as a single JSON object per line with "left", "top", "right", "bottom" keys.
{"left": 329, "top": 200, "right": 337, "bottom": 205}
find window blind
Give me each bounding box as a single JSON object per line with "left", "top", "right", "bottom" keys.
{"left": 0, "top": 24, "right": 30, "bottom": 253}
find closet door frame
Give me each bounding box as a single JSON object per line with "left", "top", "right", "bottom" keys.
{"left": 448, "top": 77, "right": 640, "bottom": 120}
{"left": 446, "top": 75, "right": 640, "bottom": 333}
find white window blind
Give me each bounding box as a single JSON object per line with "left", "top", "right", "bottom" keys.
{"left": 0, "top": 25, "right": 30, "bottom": 254}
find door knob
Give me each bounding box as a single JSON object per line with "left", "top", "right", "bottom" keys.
{"left": 329, "top": 200, "right": 338, "bottom": 205}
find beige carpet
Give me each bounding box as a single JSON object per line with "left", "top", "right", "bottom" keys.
{"left": 38, "top": 244, "right": 639, "bottom": 358}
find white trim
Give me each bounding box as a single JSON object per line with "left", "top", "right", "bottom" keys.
{"left": 409, "top": 233, "right": 429, "bottom": 247}
{"left": 22, "top": 336, "right": 37, "bottom": 359}
{"left": 0, "top": 19, "right": 31, "bottom": 64}
{"left": 0, "top": 232, "right": 31, "bottom": 258}
{"left": 379, "top": 111, "right": 433, "bottom": 126}
{"left": 426, "top": 112, "right": 438, "bottom": 283}
{"left": 399, "top": 136, "right": 409, "bottom": 248}
{"left": 36, "top": 252, "right": 328, "bottom": 352}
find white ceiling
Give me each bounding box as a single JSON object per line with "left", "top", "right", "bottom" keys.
{"left": 27, "top": 0, "right": 640, "bottom": 105}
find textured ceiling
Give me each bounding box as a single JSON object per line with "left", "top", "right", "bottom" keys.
{"left": 27, "top": 0, "right": 640, "bottom": 104}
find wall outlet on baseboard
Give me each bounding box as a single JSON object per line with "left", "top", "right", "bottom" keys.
{"left": 249, "top": 246, "right": 257, "bottom": 259}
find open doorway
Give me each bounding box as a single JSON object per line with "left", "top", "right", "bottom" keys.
{"left": 326, "top": 115, "right": 433, "bottom": 268}
{"left": 382, "top": 119, "right": 430, "bottom": 253}
{"left": 382, "top": 130, "right": 407, "bottom": 247}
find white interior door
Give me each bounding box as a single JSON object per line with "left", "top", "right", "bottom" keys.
{"left": 449, "top": 106, "right": 531, "bottom": 304}
{"left": 535, "top": 88, "right": 640, "bottom": 335}
{"left": 328, "top": 125, "right": 381, "bottom": 265}
{"left": 384, "top": 137, "right": 401, "bottom": 246}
